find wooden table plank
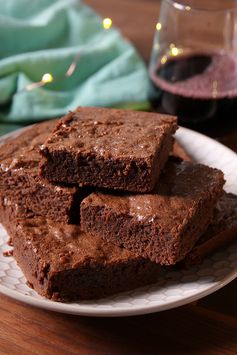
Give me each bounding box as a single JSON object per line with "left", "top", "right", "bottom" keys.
{"left": 0, "top": 293, "right": 237, "bottom": 355}
{"left": 198, "top": 278, "right": 237, "bottom": 318}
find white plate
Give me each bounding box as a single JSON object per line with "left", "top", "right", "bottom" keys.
{"left": 0, "top": 126, "right": 237, "bottom": 317}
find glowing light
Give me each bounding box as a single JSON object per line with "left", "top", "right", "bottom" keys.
{"left": 102, "top": 18, "right": 112, "bottom": 30}
{"left": 171, "top": 47, "right": 179, "bottom": 56}
{"left": 185, "top": 6, "right": 191, "bottom": 11}
{"left": 156, "top": 22, "right": 162, "bottom": 31}
{"left": 42, "top": 73, "right": 54, "bottom": 83}
{"left": 169, "top": 44, "right": 182, "bottom": 56}
{"left": 161, "top": 56, "right": 167, "bottom": 65}
{"left": 173, "top": 2, "right": 184, "bottom": 10}
{"left": 18, "top": 52, "right": 82, "bottom": 94}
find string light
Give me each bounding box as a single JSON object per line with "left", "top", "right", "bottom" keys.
{"left": 161, "top": 55, "right": 167, "bottom": 65}
{"left": 173, "top": 2, "right": 184, "bottom": 10}
{"left": 171, "top": 47, "right": 179, "bottom": 56}
{"left": 102, "top": 18, "right": 112, "bottom": 30}
{"left": 169, "top": 43, "right": 182, "bottom": 56}
{"left": 20, "top": 54, "right": 81, "bottom": 93}
{"left": 173, "top": 2, "right": 191, "bottom": 11}
{"left": 156, "top": 22, "right": 162, "bottom": 31}
{"left": 66, "top": 53, "right": 80, "bottom": 77}
{"left": 0, "top": 18, "right": 114, "bottom": 101}
{"left": 42, "top": 73, "right": 54, "bottom": 83}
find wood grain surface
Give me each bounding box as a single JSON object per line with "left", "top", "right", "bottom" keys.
{"left": 0, "top": 0, "right": 237, "bottom": 353}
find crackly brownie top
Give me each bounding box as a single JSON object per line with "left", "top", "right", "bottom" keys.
{"left": 41, "top": 107, "right": 177, "bottom": 158}
{"left": 0, "top": 119, "right": 78, "bottom": 192}
{"left": 16, "top": 216, "right": 140, "bottom": 273}
{"left": 197, "top": 192, "right": 237, "bottom": 244}
{"left": 0, "top": 120, "right": 57, "bottom": 173}
{"left": 84, "top": 160, "right": 224, "bottom": 225}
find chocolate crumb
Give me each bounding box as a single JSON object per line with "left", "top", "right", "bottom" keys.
{"left": 3, "top": 249, "right": 13, "bottom": 257}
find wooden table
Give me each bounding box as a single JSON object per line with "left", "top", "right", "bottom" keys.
{"left": 1, "top": 1, "right": 237, "bottom": 353}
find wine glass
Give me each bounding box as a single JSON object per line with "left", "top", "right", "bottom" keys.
{"left": 149, "top": 0, "right": 237, "bottom": 137}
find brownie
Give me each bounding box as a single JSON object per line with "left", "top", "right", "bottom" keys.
{"left": 0, "top": 196, "right": 21, "bottom": 245}
{"left": 172, "top": 140, "right": 192, "bottom": 162}
{"left": 3, "top": 212, "right": 160, "bottom": 301}
{"left": 184, "top": 192, "right": 237, "bottom": 265}
{"left": 81, "top": 159, "right": 225, "bottom": 265}
{"left": 40, "top": 107, "right": 177, "bottom": 193}
{"left": 0, "top": 120, "right": 85, "bottom": 224}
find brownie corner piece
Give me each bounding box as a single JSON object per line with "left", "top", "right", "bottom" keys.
{"left": 11, "top": 216, "right": 160, "bottom": 301}
{"left": 0, "top": 119, "right": 84, "bottom": 224}
{"left": 80, "top": 160, "right": 225, "bottom": 265}
{"left": 184, "top": 191, "right": 237, "bottom": 266}
{"left": 39, "top": 107, "right": 177, "bottom": 192}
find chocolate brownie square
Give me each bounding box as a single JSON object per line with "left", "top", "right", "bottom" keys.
{"left": 4, "top": 214, "right": 160, "bottom": 301}
{"left": 81, "top": 159, "right": 224, "bottom": 265}
{"left": 0, "top": 194, "right": 49, "bottom": 247}
{"left": 0, "top": 120, "right": 85, "bottom": 224}
{"left": 40, "top": 107, "right": 177, "bottom": 192}
{"left": 184, "top": 192, "right": 237, "bottom": 265}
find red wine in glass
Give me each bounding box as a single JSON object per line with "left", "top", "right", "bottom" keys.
{"left": 149, "top": 52, "right": 237, "bottom": 137}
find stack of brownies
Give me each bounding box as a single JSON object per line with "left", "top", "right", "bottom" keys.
{"left": 0, "top": 107, "right": 237, "bottom": 302}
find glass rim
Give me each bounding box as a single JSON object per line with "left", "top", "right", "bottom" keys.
{"left": 164, "top": 0, "right": 237, "bottom": 13}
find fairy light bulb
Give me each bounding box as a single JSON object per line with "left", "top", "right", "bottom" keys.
{"left": 102, "top": 18, "right": 112, "bottom": 30}
{"left": 42, "top": 73, "right": 54, "bottom": 84}
{"left": 156, "top": 22, "right": 162, "bottom": 31}
{"left": 161, "top": 55, "right": 167, "bottom": 65}
{"left": 171, "top": 47, "right": 179, "bottom": 56}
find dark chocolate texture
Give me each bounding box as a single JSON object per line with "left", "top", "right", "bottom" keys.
{"left": 184, "top": 192, "right": 237, "bottom": 265}
{"left": 81, "top": 160, "right": 224, "bottom": 265}
{"left": 7, "top": 214, "right": 160, "bottom": 301}
{"left": 40, "top": 107, "right": 177, "bottom": 192}
{"left": 0, "top": 120, "right": 85, "bottom": 224}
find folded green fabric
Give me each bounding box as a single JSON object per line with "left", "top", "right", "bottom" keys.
{"left": 0, "top": 0, "right": 150, "bottom": 135}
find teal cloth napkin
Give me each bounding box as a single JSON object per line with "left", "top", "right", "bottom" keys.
{"left": 0, "top": 0, "right": 150, "bottom": 135}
